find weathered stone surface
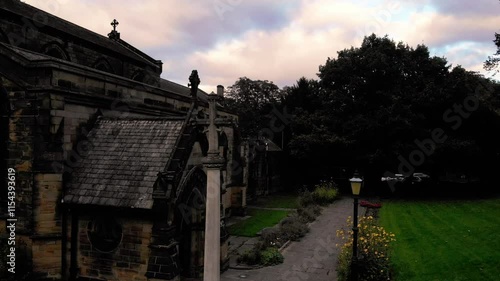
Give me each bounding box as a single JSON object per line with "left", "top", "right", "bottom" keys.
{"left": 78, "top": 217, "right": 153, "bottom": 281}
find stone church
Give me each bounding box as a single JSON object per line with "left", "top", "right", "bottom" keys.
{"left": 0, "top": 1, "right": 248, "bottom": 280}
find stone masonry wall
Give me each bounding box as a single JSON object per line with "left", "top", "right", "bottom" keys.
{"left": 78, "top": 217, "right": 153, "bottom": 281}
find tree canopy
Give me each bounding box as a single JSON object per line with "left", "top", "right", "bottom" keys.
{"left": 224, "top": 77, "right": 283, "bottom": 137}
{"left": 226, "top": 34, "right": 500, "bottom": 194}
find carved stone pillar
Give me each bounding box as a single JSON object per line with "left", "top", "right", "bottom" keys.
{"left": 202, "top": 92, "right": 224, "bottom": 281}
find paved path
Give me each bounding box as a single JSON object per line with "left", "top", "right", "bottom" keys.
{"left": 222, "top": 197, "right": 356, "bottom": 281}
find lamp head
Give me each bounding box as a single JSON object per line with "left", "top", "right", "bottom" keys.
{"left": 350, "top": 170, "right": 363, "bottom": 196}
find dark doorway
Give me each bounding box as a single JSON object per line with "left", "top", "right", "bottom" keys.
{"left": 174, "top": 166, "right": 207, "bottom": 278}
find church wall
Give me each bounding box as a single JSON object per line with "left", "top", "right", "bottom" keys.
{"left": 49, "top": 69, "right": 193, "bottom": 113}
{"left": 31, "top": 173, "right": 63, "bottom": 277}
{"left": 0, "top": 71, "right": 192, "bottom": 279}
{"left": 32, "top": 238, "right": 62, "bottom": 277}
{"left": 78, "top": 216, "right": 153, "bottom": 281}
{"left": 0, "top": 83, "right": 40, "bottom": 279}
{"left": 5, "top": 87, "right": 36, "bottom": 233}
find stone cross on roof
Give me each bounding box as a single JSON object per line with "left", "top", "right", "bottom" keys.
{"left": 111, "top": 19, "right": 119, "bottom": 31}
{"left": 108, "top": 19, "right": 121, "bottom": 40}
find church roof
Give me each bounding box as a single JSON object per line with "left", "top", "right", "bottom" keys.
{"left": 159, "top": 78, "right": 209, "bottom": 103}
{"left": 1, "top": 1, "right": 160, "bottom": 69}
{"left": 63, "top": 117, "right": 185, "bottom": 209}
{"left": 0, "top": 42, "right": 210, "bottom": 103}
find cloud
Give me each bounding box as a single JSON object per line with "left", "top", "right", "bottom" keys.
{"left": 23, "top": 0, "right": 499, "bottom": 91}
{"left": 429, "top": 0, "right": 500, "bottom": 17}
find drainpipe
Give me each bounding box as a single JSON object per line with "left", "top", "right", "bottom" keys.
{"left": 61, "top": 202, "right": 67, "bottom": 280}
{"left": 69, "top": 209, "right": 79, "bottom": 280}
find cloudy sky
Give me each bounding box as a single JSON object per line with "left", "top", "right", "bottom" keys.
{"left": 25, "top": 0, "right": 500, "bottom": 92}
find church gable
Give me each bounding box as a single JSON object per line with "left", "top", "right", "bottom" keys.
{"left": 64, "top": 117, "right": 185, "bottom": 209}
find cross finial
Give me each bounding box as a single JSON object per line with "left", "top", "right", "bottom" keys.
{"left": 111, "top": 19, "right": 119, "bottom": 31}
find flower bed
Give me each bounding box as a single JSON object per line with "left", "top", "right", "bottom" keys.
{"left": 336, "top": 216, "right": 396, "bottom": 281}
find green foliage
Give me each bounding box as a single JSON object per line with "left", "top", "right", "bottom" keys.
{"left": 484, "top": 32, "right": 500, "bottom": 74}
{"left": 279, "top": 215, "right": 309, "bottom": 241}
{"left": 237, "top": 248, "right": 261, "bottom": 265}
{"left": 337, "top": 216, "right": 396, "bottom": 281}
{"left": 260, "top": 247, "right": 284, "bottom": 266}
{"left": 311, "top": 181, "right": 339, "bottom": 205}
{"left": 297, "top": 205, "right": 321, "bottom": 223}
{"left": 284, "top": 34, "right": 500, "bottom": 190}
{"left": 298, "top": 189, "right": 315, "bottom": 207}
{"left": 260, "top": 227, "right": 282, "bottom": 248}
{"left": 380, "top": 199, "right": 500, "bottom": 281}
{"left": 238, "top": 244, "right": 284, "bottom": 267}
{"left": 224, "top": 77, "right": 283, "bottom": 137}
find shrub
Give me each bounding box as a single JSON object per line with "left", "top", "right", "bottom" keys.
{"left": 237, "top": 243, "right": 284, "bottom": 266}
{"left": 297, "top": 207, "right": 314, "bottom": 222}
{"left": 260, "top": 247, "right": 284, "bottom": 266}
{"left": 309, "top": 204, "right": 322, "bottom": 215}
{"left": 261, "top": 227, "right": 283, "bottom": 248}
{"left": 237, "top": 248, "right": 261, "bottom": 265}
{"left": 279, "top": 215, "right": 309, "bottom": 241}
{"left": 297, "top": 205, "right": 320, "bottom": 222}
{"left": 336, "top": 216, "right": 396, "bottom": 281}
{"left": 298, "top": 189, "right": 315, "bottom": 207}
{"left": 311, "top": 181, "right": 339, "bottom": 205}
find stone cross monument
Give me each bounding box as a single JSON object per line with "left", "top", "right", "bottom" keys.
{"left": 202, "top": 89, "right": 224, "bottom": 281}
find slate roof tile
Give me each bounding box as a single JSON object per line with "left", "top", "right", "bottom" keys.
{"left": 64, "top": 118, "right": 185, "bottom": 209}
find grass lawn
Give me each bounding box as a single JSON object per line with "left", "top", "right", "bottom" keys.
{"left": 254, "top": 194, "right": 299, "bottom": 209}
{"left": 228, "top": 209, "right": 290, "bottom": 237}
{"left": 380, "top": 198, "right": 500, "bottom": 281}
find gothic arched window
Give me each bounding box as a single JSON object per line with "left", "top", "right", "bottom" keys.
{"left": 132, "top": 70, "right": 146, "bottom": 82}
{"left": 42, "top": 42, "right": 69, "bottom": 61}
{"left": 93, "top": 58, "right": 114, "bottom": 74}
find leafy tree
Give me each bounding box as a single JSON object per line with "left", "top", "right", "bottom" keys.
{"left": 285, "top": 34, "right": 500, "bottom": 193}
{"left": 484, "top": 32, "right": 500, "bottom": 75}
{"left": 224, "top": 77, "right": 283, "bottom": 137}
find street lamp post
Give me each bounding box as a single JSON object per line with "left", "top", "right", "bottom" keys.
{"left": 349, "top": 171, "right": 363, "bottom": 281}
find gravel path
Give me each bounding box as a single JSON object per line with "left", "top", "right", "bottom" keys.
{"left": 221, "top": 197, "right": 357, "bottom": 281}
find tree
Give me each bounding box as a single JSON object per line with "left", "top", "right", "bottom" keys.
{"left": 285, "top": 34, "right": 500, "bottom": 193}
{"left": 224, "top": 77, "right": 283, "bottom": 137}
{"left": 484, "top": 32, "right": 500, "bottom": 75}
